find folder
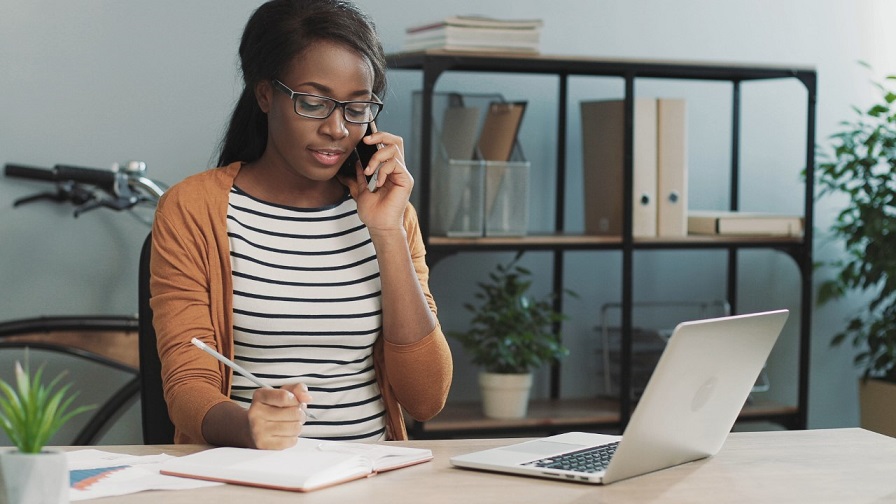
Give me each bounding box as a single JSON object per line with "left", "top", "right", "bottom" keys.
{"left": 477, "top": 101, "right": 527, "bottom": 216}
{"left": 440, "top": 106, "right": 481, "bottom": 160}
{"left": 581, "top": 98, "right": 657, "bottom": 237}
{"left": 477, "top": 101, "right": 526, "bottom": 162}
{"left": 656, "top": 99, "right": 688, "bottom": 237}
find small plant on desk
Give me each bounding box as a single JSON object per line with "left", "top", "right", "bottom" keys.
{"left": 0, "top": 353, "right": 95, "bottom": 504}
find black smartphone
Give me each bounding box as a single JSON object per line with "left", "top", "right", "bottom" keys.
{"left": 339, "top": 122, "right": 381, "bottom": 189}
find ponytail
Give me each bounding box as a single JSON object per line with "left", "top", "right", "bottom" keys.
{"left": 216, "top": 87, "right": 268, "bottom": 167}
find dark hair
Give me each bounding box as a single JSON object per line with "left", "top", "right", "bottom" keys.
{"left": 215, "top": 0, "right": 387, "bottom": 167}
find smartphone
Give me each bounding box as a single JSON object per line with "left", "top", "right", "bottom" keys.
{"left": 339, "top": 122, "right": 382, "bottom": 192}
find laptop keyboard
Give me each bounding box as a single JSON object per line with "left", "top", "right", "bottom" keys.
{"left": 522, "top": 442, "right": 619, "bottom": 474}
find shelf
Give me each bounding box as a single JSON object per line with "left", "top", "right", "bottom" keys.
{"left": 390, "top": 50, "right": 816, "bottom": 437}
{"left": 426, "top": 234, "right": 805, "bottom": 262}
{"left": 387, "top": 50, "right": 816, "bottom": 83}
{"left": 429, "top": 233, "right": 803, "bottom": 249}
{"left": 408, "top": 398, "right": 799, "bottom": 439}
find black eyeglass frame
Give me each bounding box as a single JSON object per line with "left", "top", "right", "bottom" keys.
{"left": 271, "top": 79, "right": 383, "bottom": 124}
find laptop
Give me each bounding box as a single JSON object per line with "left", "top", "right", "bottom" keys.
{"left": 449, "top": 309, "right": 789, "bottom": 485}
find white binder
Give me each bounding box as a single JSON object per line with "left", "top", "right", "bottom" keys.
{"left": 656, "top": 99, "right": 688, "bottom": 237}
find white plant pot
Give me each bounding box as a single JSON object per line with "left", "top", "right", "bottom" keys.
{"left": 0, "top": 449, "right": 69, "bottom": 504}
{"left": 479, "top": 372, "right": 533, "bottom": 419}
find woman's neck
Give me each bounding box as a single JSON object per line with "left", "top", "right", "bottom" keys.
{"left": 234, "top": 161, "right": 345, "bottom": 208}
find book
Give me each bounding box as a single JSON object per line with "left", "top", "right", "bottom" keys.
{"left": 404, "top": 16, "right": 543, "bottom": 53}
{"left": 159, "top": 438, "right": 432, "bottom": 493}
{"left": 656, "top": 99, "right": 688, "bottom": 237}
{"left": 687, "top": 211, "right": 804, "bottom": 236}
{"left": 581, "top": 98, "right": 658, "bottom": 237}
{"left": 406, "top": 15, "right": 544, "bottom": 32}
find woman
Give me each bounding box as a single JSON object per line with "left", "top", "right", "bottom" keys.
{"left": 150, "top": 0, "right": 452, "bottom": 449}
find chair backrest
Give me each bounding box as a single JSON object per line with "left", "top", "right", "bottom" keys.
{"left": 138, "top": 232, "right": 176, "bottom": 444}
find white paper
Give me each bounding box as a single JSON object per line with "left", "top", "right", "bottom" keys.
{"left": 67, "top": 449, "right": 221, "bottom": 501}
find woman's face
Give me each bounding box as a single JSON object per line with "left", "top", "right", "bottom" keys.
{"left": 258, "top": 39, "right": 375, "bottom": 184}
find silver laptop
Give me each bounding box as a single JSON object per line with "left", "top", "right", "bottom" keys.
{"left": 450, "top": 309, "right": 789, "bottom": 484}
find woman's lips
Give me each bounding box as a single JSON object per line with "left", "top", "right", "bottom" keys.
{"left": 310, "top": 148, "right": 346, "bottom": 167}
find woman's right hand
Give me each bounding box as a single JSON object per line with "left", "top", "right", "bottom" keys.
{"left": 247, "top": 384, "right": 313, "bottom": 450}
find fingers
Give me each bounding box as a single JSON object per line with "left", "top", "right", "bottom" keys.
{"left": 362, "top": 132, "right": 413, "bottom": 191}
{"left": 247, "top": 387, "right": 309, "bottom": 450}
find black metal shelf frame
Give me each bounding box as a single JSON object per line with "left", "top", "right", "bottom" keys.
{"left": 387, "top": 51, "right": 816, "bottom": 433}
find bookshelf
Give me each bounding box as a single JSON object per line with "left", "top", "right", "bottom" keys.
{"left": 386, "top": 49, "right": 816, "bottom": 438}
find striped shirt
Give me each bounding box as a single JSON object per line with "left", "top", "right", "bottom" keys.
{"left": 226, "top": 185, "right": 386, "bottom": 442}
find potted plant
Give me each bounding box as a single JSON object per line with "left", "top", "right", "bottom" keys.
{"left": 815, "top": 68, "right": 896, "bottom": 436}
{"left": 449, "top": 253, "right": 572, "bottom": 419}
{"left": 0, "top": 355, "right": 95, "bottom": 504}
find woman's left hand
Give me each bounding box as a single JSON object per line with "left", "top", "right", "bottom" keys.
{"left": 338, "top": 129, "right": 413, "bottom": 233}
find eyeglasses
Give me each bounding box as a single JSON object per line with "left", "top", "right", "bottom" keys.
{"left": 271, "top": 79, "right": 382, "bottom": 125}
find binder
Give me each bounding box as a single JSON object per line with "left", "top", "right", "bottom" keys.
{"left": 656, "top": 99, "right": 688, "bottom": 237}
{"left": 581, "top": 98, "right": 657, "bottom": 237}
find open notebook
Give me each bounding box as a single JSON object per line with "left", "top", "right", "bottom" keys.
{"left": 160, "top": 438, "right": 432, "bottom": 492}
{"left": 450, "top": 309, "right": 789, "bottom": 484}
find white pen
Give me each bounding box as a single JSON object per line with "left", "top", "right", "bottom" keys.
{"left": 190, "top": 337, "right": 317, "bottom": 420}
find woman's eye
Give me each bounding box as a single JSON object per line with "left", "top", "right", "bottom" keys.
{"left": 297, "top": 96, "right": 328, "bottom": 114}
{"left": 345, "top": 104, "right": 370, "bottom": 120}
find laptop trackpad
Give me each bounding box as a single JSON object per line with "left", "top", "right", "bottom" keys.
{"left": 502, "top": 440, "right": 583, "bottom": 456}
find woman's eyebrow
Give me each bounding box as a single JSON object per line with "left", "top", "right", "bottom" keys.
{"left": 293, "top": 81, "right": 373, "bottom": 99}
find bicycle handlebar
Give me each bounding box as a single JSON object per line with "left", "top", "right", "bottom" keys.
{"left": 54, "top": 164, "right": 119, "bottom": 189}
{"left": 4, "top": 160, "right": 167, "bottom": 223}
{"left": 4, "top": 164, "right": 57, "bottom": 182}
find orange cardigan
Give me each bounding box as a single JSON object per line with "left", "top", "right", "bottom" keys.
{"left": 149, "top": 162, "right": 452, "bottom": 444}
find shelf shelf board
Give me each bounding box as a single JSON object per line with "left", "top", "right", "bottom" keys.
{"left": 410, "top": 397, "right": 797, "bottom": 438}
{"left": 387, "top": 50, "right": 816, "bottom": 82}
{"left": 427, "top": 233, "right": 804, "bottom": 252}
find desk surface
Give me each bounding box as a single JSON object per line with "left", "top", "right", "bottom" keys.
{"left": 58, "top": 428, "right": 896, "bottom": 503}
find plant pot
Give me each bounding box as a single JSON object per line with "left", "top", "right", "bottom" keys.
{"left": 859, "top": 378, "right": 896, "bottom": 438}
{"left": 0, "top": 449, "right": 69, "bottom": 504}
{"left": 479, "top": 372, "right": 533, "bottom": 419}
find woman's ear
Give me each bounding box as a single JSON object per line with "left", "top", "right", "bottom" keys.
{"left": 255, "top": 80, "right": 273, "bottom": 113}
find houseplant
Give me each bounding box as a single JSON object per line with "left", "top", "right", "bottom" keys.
{"left": 0, "top": 356, "right": 95, "bottom": 504}
{"left": 815, "top": 68, "right": 896, "bottom": 435}
{"left": 449, "top": 252, "right": 571, "bottom": 419}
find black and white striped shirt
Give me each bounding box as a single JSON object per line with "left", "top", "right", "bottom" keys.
{"left": 226, "top": 185, "right": 386, "bottom": 442}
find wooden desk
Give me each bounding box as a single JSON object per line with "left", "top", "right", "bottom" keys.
{"left": 52, "top": 428, "right": 896, "bottom": 503}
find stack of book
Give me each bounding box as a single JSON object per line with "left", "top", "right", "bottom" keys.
{"left": 403, "top": 16, "right": 544, "bottom": 53}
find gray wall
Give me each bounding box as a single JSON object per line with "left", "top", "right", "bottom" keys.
{"left": 1, "top": 0, "right": 891, "bottom": 444}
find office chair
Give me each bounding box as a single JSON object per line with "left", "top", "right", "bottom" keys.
{"left": 138, "top": 232, "right": 176, "bottom": 444}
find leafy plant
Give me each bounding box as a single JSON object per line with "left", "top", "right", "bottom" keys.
{"left": 816, "top": 67, "right": 896, "bottom": 382}
{"left": 0, "top": 357, "right": 95, "bottom": 453}
{"left": 449, "top": 253, "right": 572, "bottom": 374}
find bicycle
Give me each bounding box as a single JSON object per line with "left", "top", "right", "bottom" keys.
{"left": 1, "top": 161, "right": 167, "bottom": 444}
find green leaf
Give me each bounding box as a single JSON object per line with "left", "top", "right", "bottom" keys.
{"left": 448, "top": 254, "right": 575, "bottom": 373}
{"left": 0, "top": 359, "right": 95, "bottom": 453}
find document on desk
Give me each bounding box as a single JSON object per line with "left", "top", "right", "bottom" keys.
{"left": 67, "top": 449, "right": 222, "bottom": 501}
{"left": 159, "top": 437, "right": 433, "bottom": 492}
